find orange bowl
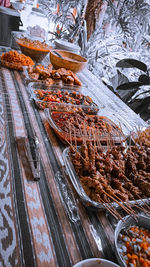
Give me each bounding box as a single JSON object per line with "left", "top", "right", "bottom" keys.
{"left": 16, "top": 37, "right": 51, "bottom": 62}
{"left": 50, "top": 49, "right": 87, "bottom": 73}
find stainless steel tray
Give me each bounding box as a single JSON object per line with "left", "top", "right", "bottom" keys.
{"left": 63, "top": 147, "right": 150, "bottom": 211}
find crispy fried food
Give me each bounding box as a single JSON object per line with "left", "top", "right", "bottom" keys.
{"left": 26, "top": 64, "right": 82, "bottom": 86}
{"left": 1, "top": 50, "right": 34, "bottom": 70}
{"left": 44, "top": 78, "right": 56, "bottom": 86}
{"left": 62, "top": 75, "right": 74, "bottom": 84}
{"left": 30, "top": 72, "right": 40, "bottom": 80}
{"left": 34, "top": 65, "right": 50, "bottom": 78}
{"left": 70, "top": 71, "right": 82, "bottom": 86}
{"left": 51, "top": 70, "right": 61, "bottom": 79}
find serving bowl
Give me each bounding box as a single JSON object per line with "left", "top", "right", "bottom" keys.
{"left": 16, "top": 35, "right": 51, "bottom": 62}
{"left": 114, "top": 215, "right": 150, "bottom": 267}
{"left": 50, "top": 49, "right": 87, "bottom": 73}
{"left": 72, "top": 258, "right": 120, "bottom": 267}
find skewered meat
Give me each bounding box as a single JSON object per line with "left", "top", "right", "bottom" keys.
{"left": 69, "top": 143, "right": 150, "bottom": 205}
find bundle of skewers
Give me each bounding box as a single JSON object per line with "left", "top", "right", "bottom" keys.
{"left": 48, "top": 110, "right": 125, "bottom": 145}
{"left": 66, "top": 126, "right": 150, "bottom": 220}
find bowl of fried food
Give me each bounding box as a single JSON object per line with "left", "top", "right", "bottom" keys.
{"left": 50, "top": 49, "right": 87, "bottom": 73}
{"left": 16, "top": 36, "right": 51, "bottom": 62}
{"left": 0, "top": 50, "right": 34, "bottom": 71}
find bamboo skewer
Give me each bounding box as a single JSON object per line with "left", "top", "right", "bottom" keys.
{"left": 99, "top": 197, "right": 123, "bottom": 220}
{"left": 67, "top": 118, "right": 150, "bottom": 220}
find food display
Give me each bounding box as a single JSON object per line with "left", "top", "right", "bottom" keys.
{"left": 25, "top": 64, "right": 82, "bottom": 86}
{"left": 48, "top": 111, "right": 124, "bottom": 144}
{"left": 118, "top": 224, "right": 150, "bottom": 267}
{"left": 70, "top": 143, "right": 150, "bottom": 203}
{"left": 32, "top": 88, "right": 99, "bottom": 113}
{"left": 0, "top": 50, "right": 34, "bottom": 71}
{"left": 63, "top": 142, "right": 150, "bottom": 216}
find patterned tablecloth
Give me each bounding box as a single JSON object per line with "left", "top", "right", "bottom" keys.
{"left": 0, "top": 47, "right": 147, "bottom": 267}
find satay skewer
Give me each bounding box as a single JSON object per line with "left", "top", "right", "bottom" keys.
{"left": 109, "top": 191, "right": 138, "bottom": 217}
{"left": 73, "top": 126, "right": 77, "bottom": 151}
{"left": 131, "top": 202, "right": 150, "bottom": 216}
{"left": 100, "top": 186, "right": 137, "bottom": 218}
{"left": 99, "top": 197, "right": 123, "bottom": 220}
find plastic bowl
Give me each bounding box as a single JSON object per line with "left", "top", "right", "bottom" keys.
{"left": 50, "top": 49, "right": 87, "bottom": 73}
{"left": 72, "top": 258, "right": 120, "bottom": 267}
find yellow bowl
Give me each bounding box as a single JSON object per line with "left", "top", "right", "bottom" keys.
{"left": 50, "top": 49, "right": 87, "bottom": 73}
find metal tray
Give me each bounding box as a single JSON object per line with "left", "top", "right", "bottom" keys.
{"left": 114, "top": 214, "right": 150, "bottom": 267}
{"left": 63, "top": 147, "right": 150, "bottom": 211}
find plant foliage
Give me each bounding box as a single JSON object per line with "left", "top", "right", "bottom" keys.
{"left": 105, "top": 0, "right": 150, "bottom": 49}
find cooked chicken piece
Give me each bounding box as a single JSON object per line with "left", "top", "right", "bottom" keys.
{"left": 62, "top": 75, "right": 74, "bottom": 84}
{"left": 57, "top": 68, "right": 71, "bottom": 76}
{"left": 44, "top": 78, "right": 55, "bottom": 86}
{"left": 34, "top": 65, "right": 50, "bottom": 78}
{"left": 70, "top": 71, "right": 82, "bottom": 86}
{"left": 47, "top": 64, "right": 53, "bottom": 72}
{"left": 51, "top": 70, "right": 61, "bottom": 79}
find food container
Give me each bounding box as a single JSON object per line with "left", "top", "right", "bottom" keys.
{"left": 28, "top": 82, "right": 99, "bottom": 114}
{"left": 45, "top": 109, "right": 125, "bottom": 145}
{"left": 11, "top": 30, "right": 26, "bottom": 50}
{"left": 0, "top": 58, "right": 24, "bottom": 71}
{"left": 63, "top": 146, "right": 150, "bottom": 211}
{"left": 50, "top": 49, "right": 87, "bottom": 73}
{"left": 15, "top": 32, "right": 52, "bottom": 62}
{"left": 72, "top": 258, "right": 120, "bottom": 267}
{"left": 0, "top": 51, "right": 34, "bottom": 71}
{"left": 114, "top": 215, "right": 150, "bottom": 267}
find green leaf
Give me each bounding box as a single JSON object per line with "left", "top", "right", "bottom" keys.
{"left": 116, "top": 58, "right": 147, "bottom": 72}
{"left": 116, "top": 82, "right": 142, "bottom": 90}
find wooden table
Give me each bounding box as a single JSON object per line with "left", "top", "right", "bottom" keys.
{"left": 0, "top": 47, "right": 147, "bottom": 267}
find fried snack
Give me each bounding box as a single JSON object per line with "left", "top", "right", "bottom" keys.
{"left": 26, "top": 64, "right": 82, "bottom": 86}
{"left": 1, "top": 50, "right": 34, "bottom": 71}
